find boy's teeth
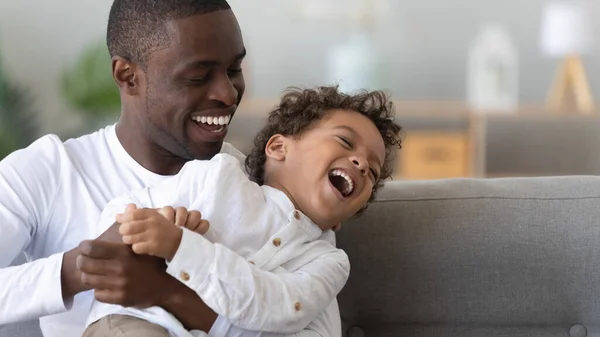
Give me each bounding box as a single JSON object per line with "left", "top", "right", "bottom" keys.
{"left": 330, "top": 169, "right": 355, "bottom": 196}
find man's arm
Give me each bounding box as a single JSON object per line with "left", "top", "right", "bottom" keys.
{"left": 0, "top": 136, "right": 71, "bottom": 324}
{"left": 164, "top": 228, "right": 350, "bottom": 334}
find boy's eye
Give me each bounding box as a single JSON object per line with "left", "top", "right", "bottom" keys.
{"left": 338, "top": 136, "right": 353, "bottom": 148}
{"left": 370, "top": 168, "right": 379, "bottom": 181}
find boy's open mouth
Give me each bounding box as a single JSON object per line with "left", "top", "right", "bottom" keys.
{"left": 329, "top": 169, "right": 355, "bottom": 197}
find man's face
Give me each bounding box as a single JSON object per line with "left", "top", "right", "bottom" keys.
{"left": 281, "top": 109, "right": 386, "bottom": 229}
{"left": 141, "top": 10, "right": 246, "bottom": 161}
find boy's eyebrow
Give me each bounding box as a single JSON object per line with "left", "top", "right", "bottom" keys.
{"left": 334, "top": 125, "right": 359, "bottom": 136}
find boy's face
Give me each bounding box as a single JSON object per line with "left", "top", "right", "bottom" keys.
{"left": 269, "top": 109, "right": 386, "bottom": 230}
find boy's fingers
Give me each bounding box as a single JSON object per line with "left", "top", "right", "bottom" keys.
{"left": 131, "top": 242, "right": 154, "bottom": 255}
{"left": 158, "top": 206, "right": 175, "bottom": 222}
{"left": 122, "top": 232, "right": 150, "bottom": 246}
{"left": 174, "top": 207, "right": 188, "bottom": 227}
{"left": 185, "top": 210, "right": 203, "bottom": 228}
{"left": 119, "top": 220, "right": 152, "bottom": 236}
{"left": 195, "top": 220, "right": 210, "bottom": 235}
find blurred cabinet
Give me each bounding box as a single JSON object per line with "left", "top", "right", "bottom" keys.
{"left": 396, "top": 131, "right": 470, "bottom": 180}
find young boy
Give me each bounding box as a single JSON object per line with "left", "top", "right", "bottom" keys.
{"left": 83, "top": 86, "right": 403, "bottom": 337}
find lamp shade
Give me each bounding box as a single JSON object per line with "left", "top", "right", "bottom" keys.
{"left": 540, "top": 1, "right": 593, "bottom": 57}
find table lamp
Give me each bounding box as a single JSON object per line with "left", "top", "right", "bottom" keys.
{"left": 540, "top": 0, "right": 594, "bottom": 114}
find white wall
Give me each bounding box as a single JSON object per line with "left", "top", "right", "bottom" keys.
{"left": 0, "top": 0, "right": 113, "bottom": 134}
{"left": 1, "top": 0, "right": 599, "bottom": 136}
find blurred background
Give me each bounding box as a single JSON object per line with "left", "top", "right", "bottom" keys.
{"left": 1, "top": 0, "right": 600, "bottom": 180}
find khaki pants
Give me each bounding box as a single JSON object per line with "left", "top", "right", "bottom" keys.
{"left": 83, "top": 314, "right": 170, "bottom": 337}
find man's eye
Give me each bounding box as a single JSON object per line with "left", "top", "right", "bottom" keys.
{"left": 228, "top": 68, "right": 243, "bottom": 75}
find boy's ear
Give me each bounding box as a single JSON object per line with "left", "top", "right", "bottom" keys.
{"left": 265, "top": 134, "right": 288, "bottom": 161}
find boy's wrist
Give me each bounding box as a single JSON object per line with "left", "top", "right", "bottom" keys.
{"left": 166, "top": 227, "right": 183, "bottom": 262}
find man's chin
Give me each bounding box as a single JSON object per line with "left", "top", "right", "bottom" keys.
{"left": 189, "top": 140, "right": 224, "bottom": 160}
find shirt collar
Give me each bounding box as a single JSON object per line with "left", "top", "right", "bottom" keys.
{"left": 261, "top": 185, "right": 325, "bottom": 240}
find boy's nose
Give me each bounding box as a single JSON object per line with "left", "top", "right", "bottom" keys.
{"left": 351, "top": 156, "right": 368, "bottom": 175}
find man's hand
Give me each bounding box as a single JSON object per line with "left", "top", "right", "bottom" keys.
{"left": 76, "top": 223, "right": 171, "bottom": 308}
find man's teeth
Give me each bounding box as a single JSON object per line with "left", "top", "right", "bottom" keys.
{"left": 191, "top": 115, "right": 231, "bottom": 126}
{"left": 330, "top": 169, "right": 355, "bottom": 196}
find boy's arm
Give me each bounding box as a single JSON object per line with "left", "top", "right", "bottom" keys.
{"left": 165, "top": 228, "right": 350, "bottom": 334}
{"left": 213, "top": 298, "right": 342, "bottom": 337}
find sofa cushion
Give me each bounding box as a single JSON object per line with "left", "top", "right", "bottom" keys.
{"left": 337, "top": 176, "right": 600, "bottom": 336}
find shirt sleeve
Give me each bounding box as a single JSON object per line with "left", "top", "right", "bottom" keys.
{"left": 0, "top": 136, "right": 71, "bottom": 324}
{"left": 207, "top": 298, "right": 342, "bottom": 337}
{"left": 166, "top": 228, "right": 350, "bottom": 334}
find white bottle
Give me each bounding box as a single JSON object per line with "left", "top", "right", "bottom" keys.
{"left": 467, "top": 25, "right": 519, "bottom": 113}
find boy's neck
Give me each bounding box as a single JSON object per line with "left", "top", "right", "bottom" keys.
{"left": 263, "top": 178, "right": 334, "bottom": 232}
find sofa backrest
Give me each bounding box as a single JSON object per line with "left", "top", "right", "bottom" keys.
{"left": 337, "top": 176, "right": 600, "bottom": 337}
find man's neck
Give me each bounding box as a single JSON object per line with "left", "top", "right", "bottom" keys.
{"left": 115, "top": 121, "right": 188, "bottom": 176}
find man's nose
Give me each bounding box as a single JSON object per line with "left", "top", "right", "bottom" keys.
{"left": 208, "top": 73, "right": 238, "bottom": 106}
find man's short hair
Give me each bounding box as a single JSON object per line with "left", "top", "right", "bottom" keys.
{"left": 107, "top": 0, "right": 231, "bottom": 65}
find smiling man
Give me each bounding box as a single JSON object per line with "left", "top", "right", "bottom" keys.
{"left": 0, "top": 1, "right": 252, "bottom": 336}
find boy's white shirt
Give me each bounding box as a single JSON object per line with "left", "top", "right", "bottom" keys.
{"left": 86, "top": 153, "right": 351, "bottom": 337}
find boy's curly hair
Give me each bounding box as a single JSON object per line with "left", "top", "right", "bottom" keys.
{"left": 245, "top": 85, "right": 403, "bottom": 209}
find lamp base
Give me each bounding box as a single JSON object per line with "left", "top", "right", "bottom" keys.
{"left": 546, "top": 55, "right": 594, "bottom": 114}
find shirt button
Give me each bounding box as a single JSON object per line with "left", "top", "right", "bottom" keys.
{"left": 294, "top": 211, "right": 301, "bottom": 220}
{"left": 294, "top": 302, "right": 302, "bottom": 311}
{"left": 180, "top": 271, "right": 190, "bottom": 281}
{"left": 249, "top": 261, "right": 255, "bottom": 265}
{"left": 273, "top": 238, "right": 282, "bottom": 247}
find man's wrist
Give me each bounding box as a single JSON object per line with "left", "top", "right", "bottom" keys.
{"left": 158, "top": 275, "right": 217, "bottom": 332}
{"left": 60, "top": 247, "right": 89, "bottom": 300}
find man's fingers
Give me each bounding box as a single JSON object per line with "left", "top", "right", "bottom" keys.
{"left": 80, "top": 272, "right": 125, "bottom": 289}
{"left": 125, "top": 203, "right": 137, "bottom": 213}
{"left": 78, "top": 240, "right": 125, "bottom": 259}
{"left": 76, "top": 253, "right": 124, "bottom": 275}
{"left": 174, "top": 207, "right": 189, "bottom": 227}
{"left": 94, "top": 289, "right": 128, "bottom": 306}
{"left": 119, "top": 220, "right": 152, "bottom": 236}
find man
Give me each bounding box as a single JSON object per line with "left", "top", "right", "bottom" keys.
{"left": 0, "top": 1, "right": 342, "bottom": 336}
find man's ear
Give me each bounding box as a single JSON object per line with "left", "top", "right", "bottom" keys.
{"left": 265, "top": 134, "right": 289, "bottom": 161}
{"left": 112, "top": 56, "right": 143, "bottom": 96}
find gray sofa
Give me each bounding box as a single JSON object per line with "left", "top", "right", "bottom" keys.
{"left": 4, "top": 176, "right": 600, "bottom": 337}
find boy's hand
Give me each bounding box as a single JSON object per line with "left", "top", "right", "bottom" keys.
{"left": 157, "top": 206, "right": 210, "bottom": 235}
{"left": 117, "top": 205, "right": 183, "bottom": 261}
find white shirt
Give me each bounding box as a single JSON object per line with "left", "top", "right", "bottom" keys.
{"left": 86, "top": 154, "right": 350, "bottom": 337}
{"left": 0, "top": 124, "right": 244, "bottom": 336}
